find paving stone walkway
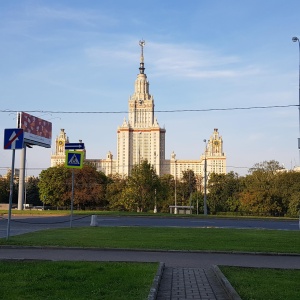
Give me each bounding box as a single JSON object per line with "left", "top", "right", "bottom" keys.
{"left": 156, "top": 267, "right": 230, "bottom": 300}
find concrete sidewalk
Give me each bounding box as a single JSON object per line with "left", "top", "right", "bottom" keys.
{"left": 156, "top": 266, "right": 233, "bottom": 300}
{"left": 1, "top": 247, "right": 299, "bottom": 299}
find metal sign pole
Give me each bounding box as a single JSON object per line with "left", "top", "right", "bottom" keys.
{"left": 70, "top": 169, "right": 74, "bottom": 228}
{"left": 7, "top": 149, "right": 16, "bottom": 240}
{"left": 64, "top": 144, "right": 84, "bottom": 228}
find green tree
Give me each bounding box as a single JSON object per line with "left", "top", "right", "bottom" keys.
{"left": 38, "top": 164, "right": 108, "bottom": 209}
{"left": 38, "top": 166, "right": 71, "bottom": 207}
{"left": 274, "top": 171, "right": 300, "bottom": 217}
{"left": 287, "top": 192, "right": 300, "bottom": 217}
{"left": 207, "top": 172, "right": 241, "bottom": 214}
{"left": 73, "top": 165, "right": 108, "bottom": 209}
{"left": 0, "top": 177, "right": 10, "bottom": 203}
{"left": 0, "top": 172, "right": 18, "bottom": 204}
{"left": 106, "top": 174, "right": 127, "bottom": 210}
{"left": 25, "top": 176, "right": 42, "bottom": 206}
{"left": 177, "top": 170, "right": 197, "bottom": 206}
{"left": 249, "top": 160, "right": 285, "bottom": 174}
{"left": 190, "top": 191, "right": 204, "bottom": 214}
{"left": 159, "top": 174, "right": 175, "bottom": 213}
{"left": 239, "top": 160, "right": 285, "bottom": 216}
{"left": 121, "top": 160, "right": 160, "bottom": 212}
{"left": 207, "top": 173, "right": 225, "bottom": 214}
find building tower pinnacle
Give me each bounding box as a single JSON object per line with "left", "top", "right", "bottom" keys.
{"left": 139, "top": 40, "right": 145, "bottom": 74}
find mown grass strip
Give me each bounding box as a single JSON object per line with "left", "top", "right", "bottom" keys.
{"left": 1, "top": 210, "right": 297, "bottom": 220}
{"left": 1, "top": 227, "right": 299, "bottom": 254}
{"left": 220, "top": 266, "right": 300, "bottom": 300}
{"left": 0, "top": 261, "right": 157, "bottom": 300}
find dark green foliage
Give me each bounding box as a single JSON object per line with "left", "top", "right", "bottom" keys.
{"left": 159, "top": 174, "right": 176, "bottom": 212}
{"left": 176, "top": 170, "right": 197, "bottom": 206}
{"left": 38, "top": 164, "right": 108, "bottom": 209}
{"left": 38, "top": 165, "right": 71, "bottom": 206}
{"left": 0, "top": 176, "right": 10, "bottom": 203}
{"left": 106, "top": 174, "right": 127, "bottom": 210}
{"left": 120, "top": 160, "right": 160, "bottom": 212}
{"left": 207, "top": 172, "right": 241, "bottom": 214}
{"left": 0, "top": 174, "right": 18, "bottom": 204}
{"left": 37, "top": 159, "right": 300, "bottom": 216}
{"left": 239, "top": 164, "right": 300, "bottom": 217}
{"left": 207, "top": 161, "right": 300, "bottom": 217}
{"left": 25, "top": 176, "right": 42, "bottom": 206}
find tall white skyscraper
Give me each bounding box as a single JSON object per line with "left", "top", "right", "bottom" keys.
{"left": 51, "top": 41, "right": 226, "bottom": 180}
{"left": 116, "top": 40, "right": 165, "bottom": 176}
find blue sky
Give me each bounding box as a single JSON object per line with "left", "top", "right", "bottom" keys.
{"left": 1, "top": 0, "right": 300, "bottom": 177}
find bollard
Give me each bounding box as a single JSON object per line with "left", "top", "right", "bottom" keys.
{"left": 90, "top": 215, "right": 98, "bottom": 227}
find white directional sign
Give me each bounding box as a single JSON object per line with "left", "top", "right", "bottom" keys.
{"left": 4, "top": 128, "right": 24, "bottom": 150}
{"left": 65, "top": 143, "right": 85, "bottom": 150}
{"left": 65, "top": 150, "right": 84, "bottom": 169}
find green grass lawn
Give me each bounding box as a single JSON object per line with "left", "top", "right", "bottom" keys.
{"left": 220, "top": 266, "right": 300, "bottom": 300}
{"left": 1, "top": 227, "right": 299, "bottom": 254}
{"left": 1, "top": 209, "right": 297, "bottom": 220}
{"left": 1, "top": 225, "right": 300, "bottom": 299}
{"left": 0, "top": 260, "right": 157, "bottom": 300}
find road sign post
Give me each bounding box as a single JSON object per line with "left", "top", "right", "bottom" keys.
{"left": 64, "top": 146, "right": 84, "bottom": 227}
{"left": 6, "top": 149, "right": 15, "bottom": 240}
{"left": 4, "top": 128, "right": 24, "bottom": 239}
{"left": 70, "top": 169, "right": 75, "bottom": 228}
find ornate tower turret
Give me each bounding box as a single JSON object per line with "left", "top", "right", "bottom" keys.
{"left": 51, "top": 129, "right": 69, "bottom": 167}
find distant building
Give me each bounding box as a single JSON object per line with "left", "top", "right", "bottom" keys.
{"left": 2, "top": 168, "right": 20, "bottom": 180}
{"left": 51, "top": 129, "right": 69, "bottom": 167}
{"left": 51, "top": 41, "right": 226, "bottom": 180}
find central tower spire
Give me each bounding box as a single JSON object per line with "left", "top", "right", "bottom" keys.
{"left": 128, "top": 39, "right": 153, "bottom": 127}
{"left": 139, "top": 40, "right": 145, "bottom": 74}
{"left": 117, "top": 40, "right": 166, "bottom": 176}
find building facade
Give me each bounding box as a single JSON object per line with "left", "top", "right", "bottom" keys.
{"left": 116, "top": 40, "right": 166, "bottom": 176}
{"left": 51, "top": 41, "right": 226, "bottom": 180}
{"left": 51, "top": 129, "right": 69, "bottom": 167}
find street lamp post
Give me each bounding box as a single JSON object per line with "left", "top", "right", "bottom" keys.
{"left": 292, "top": 37, "right": 300, "bottom": 161}
{"left": 138, "top": 131, "right": 142, "bottom": 164}
{"left": 203, "top": 139, "right": 208, "bottom": 216}
{"left": 154, "top": 188, "right": 157, "bottom": 213}
{"left": 174, "top": 160, "right": 177, "bottom": 214}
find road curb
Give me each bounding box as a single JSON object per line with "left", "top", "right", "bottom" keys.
{"left": 148, "top": 262, "right": 165, "bottom": 300}
{"left": 212, "top": 265, "right": 242, "bottom": 300}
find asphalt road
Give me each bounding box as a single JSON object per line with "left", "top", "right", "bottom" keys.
{"left": 0, "top": 214, "right": 299, "bottom": 238}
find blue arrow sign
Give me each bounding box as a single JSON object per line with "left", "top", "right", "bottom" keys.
{"left": 65, "top": 143, "right": 85, "bottom": 150}
{"left": 4, "top": 128, "right": 24, "bottom": 150}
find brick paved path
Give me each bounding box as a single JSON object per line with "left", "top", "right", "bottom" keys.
{"left": 156, "top": 267, "right": 230, "bottom": 300}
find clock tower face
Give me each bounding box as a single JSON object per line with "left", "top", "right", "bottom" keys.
{"left": 57, "top": 139, "right": 65, "bottom": 155}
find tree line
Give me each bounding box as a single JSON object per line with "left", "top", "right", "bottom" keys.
{"left": 0, "top": 160, "right": 299, "bottom": 217}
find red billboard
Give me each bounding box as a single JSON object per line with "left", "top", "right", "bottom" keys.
{"left": 17, "top": 112, "right": 52, "bottom": 148}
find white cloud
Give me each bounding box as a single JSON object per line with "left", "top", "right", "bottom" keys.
{"left": 82, "top": 40, "right": 262, "bottom": 79}
{"left": 146, "top": 42, "right": 262, "bottom": 79}
{"left": 28, "top": 5, "right": 117, "bottom": 27}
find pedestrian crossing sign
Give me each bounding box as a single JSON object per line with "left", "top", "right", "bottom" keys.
{"left": 65, "top": 150, "right": 84, "bottom": 169}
